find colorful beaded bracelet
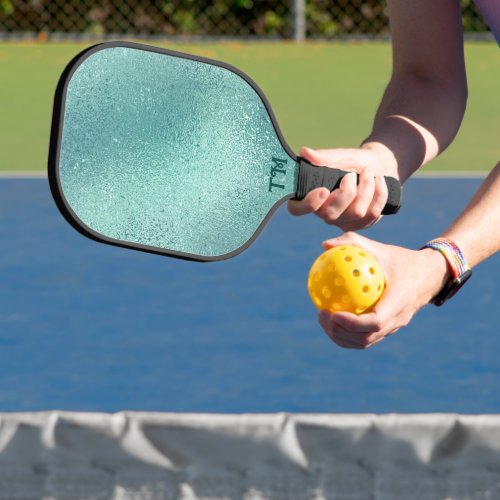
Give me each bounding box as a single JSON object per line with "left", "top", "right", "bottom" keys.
{"left": 421, "top": 237, "right": 472, "bottom": 306}
{"left": 421, "top": 238, "right": 470, "bottom": 279}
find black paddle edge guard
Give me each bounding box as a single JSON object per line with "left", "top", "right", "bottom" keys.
{"left": 293, "top": 157, "right": 402, "bottom": 215}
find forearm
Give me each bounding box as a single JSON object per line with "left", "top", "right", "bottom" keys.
{"left": 361, "top": 0, "right": 467, "bottom": 183}
{"left": 441, "top": 162, "right": 500, "bottom": 267}
{"left": 414, "top": 163, "right": 500, "bottom": 306}
{"left": 362, "top": 73, "right": 467, "bottom": 182}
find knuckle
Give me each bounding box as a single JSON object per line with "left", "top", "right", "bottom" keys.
{"left": 366, "top": 205, "right": 381, "bottom": 220}
{"left": 343, "top": 183, "right": 357, "bottom": 198}
{"left": 376, "top": 175, "right": 389, "bottom": 194}
{"left": 325, "top": 214, "right": 340, "bottom": 225}
{"left": 359, "top": 339, "right": 371, "bottom": 349}
{"left": 371, "top": 319, "right": 385, "bottom": 332}
{"left": 360, "top": 169, "right": 374, "bottom": 186}
{"left": 350, "top": 205, "right": 367, "bottom": 219}
{"left": 319, "top": 208, "right": 340, "bottom": 225}
{"left": 401, "top": 315, "right": 411, "bottom": 328}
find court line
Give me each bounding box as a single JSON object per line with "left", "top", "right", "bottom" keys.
{"left": 414, "top": 170, "right": 487, "bottom": 178}
{"left": 0, "top": 171, "right": 47, "bottom": 178}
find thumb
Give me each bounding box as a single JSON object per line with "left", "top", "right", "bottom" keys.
{"left": 322, "top": 231, "right": 368, "bottom": 250}
{"left": 299, "top": 147, "right": 366, "bottom": 170}
{"left": 299, "top": 146, "right": 324, "bottom": 165}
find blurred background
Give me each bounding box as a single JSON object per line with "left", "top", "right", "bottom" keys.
{"left": 0, "top": 0, "right": 492, "bottom": 40}
{"left": 0, "top": 1, "right": 497, "bottom": 175}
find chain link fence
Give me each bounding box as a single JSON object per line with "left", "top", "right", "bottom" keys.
{"left": 0, "top": 0, "right": 491, "bottom": 40}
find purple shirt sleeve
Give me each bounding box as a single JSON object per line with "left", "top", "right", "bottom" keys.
{"left": 473, "top": 0, "right": 500, "bottom": 45}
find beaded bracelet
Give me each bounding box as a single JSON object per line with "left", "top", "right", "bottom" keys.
{"left": 420, "top": 238, "right": 472, "bottom": 306}
{"left": 421, "top": 238, "right": 470, "bottom": 279}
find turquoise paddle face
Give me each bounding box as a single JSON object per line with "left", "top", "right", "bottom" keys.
{"left": 51, "top": 42, "right": 299, "bottom": 260}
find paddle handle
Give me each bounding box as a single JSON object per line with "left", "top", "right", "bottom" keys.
{"left": 293, "top": 157, "right": 402, "bottom": 215}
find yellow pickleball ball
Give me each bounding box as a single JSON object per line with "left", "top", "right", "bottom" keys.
{"left": 308, "top": 245, "right": 385, "bottom": 314}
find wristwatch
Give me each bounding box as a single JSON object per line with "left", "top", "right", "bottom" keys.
{"left": 421, "top": 238, "right": 472, "bottom": 306}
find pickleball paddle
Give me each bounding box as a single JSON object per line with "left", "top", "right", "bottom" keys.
{"left": 48, "top": 41, "right": 401, "bottom": 261}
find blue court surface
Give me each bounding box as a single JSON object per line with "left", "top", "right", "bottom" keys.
{"left": 0, "top": 176, "right": 498, "bottom": 413}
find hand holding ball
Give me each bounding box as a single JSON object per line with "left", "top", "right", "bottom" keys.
{"left": 308, "top": 245, "right": 385, "bottom": 314}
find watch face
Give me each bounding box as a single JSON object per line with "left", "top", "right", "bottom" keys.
{"left": 432, "top": 269, "right": 472, "bottom": 306}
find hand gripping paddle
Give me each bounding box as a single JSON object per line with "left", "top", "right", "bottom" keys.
{"left": 49, "top": 41, "right": 401, "bottom": 261}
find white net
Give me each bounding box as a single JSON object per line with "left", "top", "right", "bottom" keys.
{"left": 0, "top": 412, "right": 500, "bottom": 499}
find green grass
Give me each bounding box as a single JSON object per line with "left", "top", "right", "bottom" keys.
{"left": 0, "top": 40, "right": 497, "bottom": 172}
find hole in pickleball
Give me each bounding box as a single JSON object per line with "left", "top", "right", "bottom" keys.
{"left": 369, "top": 267, "right": 375, "bottom": 275}
{"left": 342, "top": 295, "right": 351, "bottom": 304}
{"left": 359, "top": 251, "right": 367, "bottom": 257}
{"left": 313, "top": 271, "right": 321, "bottom": 282}
{"left": 344, "top": 256, "right": 352, "bottom": 262}
{"left": 333, "top": 303, "right": 342, "bottom": 311}
{"left": 352, "top": 269, "right": 360, "bottom": 277}
{"left": 362, "top": 285, "right": 369, "bottom": 293}
{"left": 322, "top": 286, "right": 332, "bottom": 299}
{"left": 334, "top": 277, "right": 344, "bottom": 287}
{"left": 356, "top": 306, "right": 366, "bottom": 314}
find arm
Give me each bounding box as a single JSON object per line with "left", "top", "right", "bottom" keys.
{"left": 318, "top": 163, "right": 500, "bottom": 349}
{"left": 441, "top": 163, "right": 500, "bottom": 267}
{"left": 288, "top": 0, "right": 467, "bottom": 227}
{"left": 363, "top": 0, "right": 468, "bottom": 182}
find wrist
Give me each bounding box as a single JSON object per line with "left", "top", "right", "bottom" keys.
{"left": 417, "top": 248, "right": 453, "bottom": 304}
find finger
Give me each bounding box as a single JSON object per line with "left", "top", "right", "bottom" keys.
{"left": 322, "top": 171, "right": 390, "bottom": 231}
{"left": 363, "top": 174, "right": 389, "bottom": 223}
{"left": 319, "top": 311, "right": 373, "bottom": 348}
{"left": 315, "top": 172, "right": 357, "bottom": 224}
{"left": 288, "top": 188, "right": 330, "bottom": 216}
{"left": 332, "top": 294, "right": 402, "bottom": 339}
{"left": 330, "top": 311, "right": 385, "bottom": 335}
{"left": 331, "top": 316, "right": 391, "bottom": 349}
{"left": 342, "top": 164, "right": 376, "bottom": 221}
{"left": 321, "top": 323, "right": 365, "bottom": 349}
{"left": 331, "top": 336, "right": 365, "bottom": 349}
{"left": 298, "top": 146, "right": 325, "bottom": 166}
{"left": 319, "top": 309, "right": 392, "bottom": 349}
{"left": 364, "top": 336, "right": 386, "bottom": 348}
{"left": 329, "top": 327, "right": 381, "bottom": 349}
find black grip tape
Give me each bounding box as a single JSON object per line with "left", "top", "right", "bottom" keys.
{"left": 293, "top": 157, "right": 402, "bottom": 215}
